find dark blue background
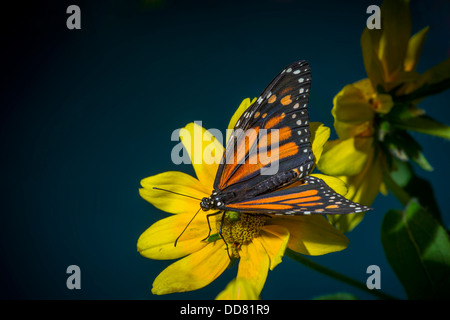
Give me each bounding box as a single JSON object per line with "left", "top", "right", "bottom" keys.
{"left": 1, "top": 0, "right": 449, "bottom": 300}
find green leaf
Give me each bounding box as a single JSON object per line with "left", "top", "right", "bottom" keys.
{"left": 411, "top": 150, "right": 433, "bottom": 171}
{"left": 381, "top": 199, "right": 450, "bottom": 299}
{"left": 403, "top": 175, "right": 442, "bottom": 224}
{"left": 390, "top": 115, "right": 450, "bottom": 140}
{"left": 389, "top": 156, "right": 413, "bottom": 187}
{"left": 384, "top": 130, "right": 433, "bottom": 171}
{"left": 393, "top": 58, "right": 450, "bottom": 102}
{"left": 388, "top": 159, "right": 442, "bottom": 223}
{"left": 207, "top": 233, "right": 221, "bottom": 242}
{"left": 383, "top": 171, "right": 411, "bottom": 207}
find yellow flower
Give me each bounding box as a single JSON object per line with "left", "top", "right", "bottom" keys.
{"left": 361, "top": 0, "right": 449, "bottom": 96}
{"left": 318, "top": 79, "right": 389, "bottom": 232}
{"left": 216, "top": 278, "right": 259, "bottom": 300}
{"left": 318, "top": 0, "right": 450, "bottom": 233}
{"left": 138, "top": 98, "right": 349, "bottom": 298}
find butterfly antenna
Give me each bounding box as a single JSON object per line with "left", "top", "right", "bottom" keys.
{"left": 152, "top": 187, "right": 202, "bottom": 201}
{"left": 174, "top": 207, "right": 202, "bottom": 247}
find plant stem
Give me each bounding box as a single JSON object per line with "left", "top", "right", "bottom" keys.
{"left": 383, "top": 172, "right": 411, "bottom": 206}
{"left": 285, "top": 249, "right": 399, "bottom": 300}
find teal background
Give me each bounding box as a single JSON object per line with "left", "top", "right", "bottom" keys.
{"left": 1, "top": 0, "right": 449, "bottom": 299}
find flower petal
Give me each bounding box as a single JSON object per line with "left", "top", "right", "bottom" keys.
{"left": 309, "top": 122, "right": 330, "bottom": 165}
{"left": 404, "top": 26, "right": 429, "bottom": 72}
{"left": 269, "top": 215, "right": 349, "bottom": 256}
{"left": 332, "top": 82, "right": 374, "bottom": 140}
{"left": 259, "top": 224, "right": 290, "bottom": 270}
{"left": 152, "top": 242, "right": 229, "bottom": 295}
{"left": 237, "top": 239, "right": 270, "bottom": 297}
{"left": 361, "top": 26, "right": 385, "bottom": 90}
{"left": 398, "top": 58, "right": 450, "bottom": 96}
{"left": 378, "top": 0, "right": 411, "bottom": 86}
{"left": 226, "top": 98, "right": 257, "bottom": 142}
{"left": 310, "top": 173, "right": 348, "bottom": 196}
{"left": 327, "top": 212, "right": 365, "bottom": 235}
{"left": 341, "top": 147, "right": 383, "bottom": 206}
{"left": 140, "top": 171, "right": 209, "bottom": 214}
{"left": 328, "top": 150, "right": 384, "bottom": 233}
{"left": 318, "top": 137, "right": 372, "bottom": 177}
{"left": 215, "top": 278, "right": 260, "bottom": 300}
{"left": 137, "top": 213, "right": 211, "bottom": 260}
{"left": 180, "top": 122, "right": 224, "bottom": 191}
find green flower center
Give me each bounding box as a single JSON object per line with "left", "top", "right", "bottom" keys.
{"left": 217, "top": 211, "right": 269, "bottom": 259}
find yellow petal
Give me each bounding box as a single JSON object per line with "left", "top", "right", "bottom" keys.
{"left": 332, "top": 82, "right": 374, "bottom": 140}
{"left": 216, "top": 278, "right": 260, "bottom": 300}
{"left": 180, "top": 122, "right": 224, "bottom": 191}
{"left": 374, "top": 93, "right": 394, "bottom": 114}
{"left": 327, "top": 212, "right": 365, "bottom": 235}
{"left": 309, "top": 122, "right": 330, "bottom": 165}
{"left": 137, "top": 213, "right": 210, "bottom": 260}
{"left": 404, "top": 26, "right": 429, "bottom": 72}
{"left": 342, "top": 147, "right": 383, "bottom": 206}
{"left": 398, "top": 58, "right": 450, "bottom": 96}
{"left": 237, "top": 239, "right": 270, "bottom": 296}
{"left": 226, "top": 98, "right": 257, "bottom": 139}
{"left": 259, "top": 224, "right": 290, "bottom": 270}
{"left": 378, "top": 0, "right": 412, "bottom": 86}
{"left": 353, "top": 79, "right": 393, "bottom": 114}
{"left": 152, "top": 242, "right": 229, "bottom": 295}
{"left": 318, "top": 137, "right": 372, "bottom": 177}
{"left": 361, "top": 27, "right": 385, "bottom": 90}
{"left": 310, "top": 173, "right": 348, "bottom": 196}
{"left": 226, "top": 97, "right": 257, "bottom": 146}
{"left": 344, "top": 150, "right": 383, "bottom": 206}
{"left": 139, "top": 171, "right": 208, "bottom": 214}
{"left": 328, "top": 150, "right": 384, "bottom": 233}
{"left": 269, "top": 215, "right": 349, "bottom": 256}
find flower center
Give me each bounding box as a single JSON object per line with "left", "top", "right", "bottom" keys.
{"left": 218, "top": 211, "right": 269, "bottom": 259}
{"left": 368, "top": 92, "right": 393, "bottom": 114}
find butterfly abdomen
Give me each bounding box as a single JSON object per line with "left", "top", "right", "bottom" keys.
{"left": 248, "top": 169, "right": 299, "bottom": 197}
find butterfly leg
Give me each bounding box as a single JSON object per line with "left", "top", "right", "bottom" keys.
{"left": 217, "top": 212, "right": 233, "bottom": 260}
{"left": 202, "top": 211, "right": 223, "bottom": 241}
{"left": 202, "top": 211, "right": 233, "bottom": 260}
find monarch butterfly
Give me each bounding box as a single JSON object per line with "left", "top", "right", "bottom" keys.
{"left": 160, "top": 60, "right": 371, "bottom": 245}
{"left": 200, "top": 60, "right": 371, "bottom": 217}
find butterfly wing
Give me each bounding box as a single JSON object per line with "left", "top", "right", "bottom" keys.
{"left": 214, "top": 60, "right": 313, "bottom": 200}
{"left": 223, "top": 176, "right": 372, "bottom": 215}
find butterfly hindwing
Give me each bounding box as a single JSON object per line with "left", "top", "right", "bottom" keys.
{"left": 214, "top": 61, "right": 314, "bottom": 198}
{"left": 223, "top": 176, "right": 371, "bottom": 215}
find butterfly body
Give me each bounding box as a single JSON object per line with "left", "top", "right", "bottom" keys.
{"left": 200, "top": 60, "right": 371, "bottom": 217}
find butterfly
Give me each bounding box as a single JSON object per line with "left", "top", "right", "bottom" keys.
{"left": 199, "top": 60, "right": 371, "bottom": 218}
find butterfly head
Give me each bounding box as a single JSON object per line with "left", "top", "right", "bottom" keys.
{"left": 200, "top": 197, "right": 214, "bottom": 211}
{"left": 200, "top": 190, "right": 229, "bottom": 211}
{"left": 200, "top": 191, "right": 221, "bottom": 211}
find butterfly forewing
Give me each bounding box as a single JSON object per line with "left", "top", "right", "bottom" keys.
{"left": 214, "top": 60, "right": 314, "bottom": 198}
